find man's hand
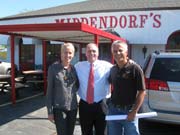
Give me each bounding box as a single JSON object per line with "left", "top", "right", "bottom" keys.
{"left": 127, "top": 110, "right": 137, "bottom": 121}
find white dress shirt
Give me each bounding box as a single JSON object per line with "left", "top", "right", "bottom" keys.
{"left": 75, "top": 60, "right": 113, "bottom": 102}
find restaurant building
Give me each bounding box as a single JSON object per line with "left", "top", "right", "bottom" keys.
{"left": 0, "top": 0, "right": 180, "bottom": 70}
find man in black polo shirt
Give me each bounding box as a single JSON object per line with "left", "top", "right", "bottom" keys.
{"left": 107, "top": 40, "right": 146, "bottom": 135}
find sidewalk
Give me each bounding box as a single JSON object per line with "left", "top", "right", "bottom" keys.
{"left": 0, "top": 93, "right": 81, "bottom": 135}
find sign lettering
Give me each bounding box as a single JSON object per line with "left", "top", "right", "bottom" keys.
{"left": 55, "top": 12, "right": 161, "bottom": 29}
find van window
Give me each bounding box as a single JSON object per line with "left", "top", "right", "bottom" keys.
{"left": 150, "top": 58, "right": 180, "bottom": 82}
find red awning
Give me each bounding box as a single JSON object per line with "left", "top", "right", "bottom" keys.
{"left": 0, "top": 22, "right": 125, "bottom": 104}
{"left": 0, "top": 22, "right": 125, "bottom": 43}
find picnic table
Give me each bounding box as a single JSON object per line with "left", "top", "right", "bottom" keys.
{"left": 0, "top": 75, "right": 11, "bottom": 93}
{"left": 22, "top": 70, "right": 43, "bottom": 75}
{"left": 0, "top": 74, "right": 26, "bottom": 97}
{"left": 22, "top": 70, "right": 44, "bottom": 90}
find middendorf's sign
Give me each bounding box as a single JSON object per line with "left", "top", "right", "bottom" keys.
{"left": 51, "top": 10, "right": 180, "bottom": 44}
{"left": 55, "top": 12, "right": 161, "bottom": 29}
{"left": 1, "top": 10, "right": 179, "bottom": 44}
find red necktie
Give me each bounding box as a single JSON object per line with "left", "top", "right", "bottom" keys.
{"left": 86, "top": 64, "right": 94, "bottom": 104}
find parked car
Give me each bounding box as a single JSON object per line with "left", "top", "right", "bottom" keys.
{"left": 0, "top": 61, "right": 18, "bottom": 76}
{"left": 141, "top": 51, "right": 180, "bottom": 124}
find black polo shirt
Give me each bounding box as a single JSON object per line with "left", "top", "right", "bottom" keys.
{"left": 109, "top": 61, "right": 145, "bottom": 106}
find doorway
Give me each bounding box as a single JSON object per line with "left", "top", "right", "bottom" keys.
{"left": 19, "top": 44, "right": 35, "bottom": 71}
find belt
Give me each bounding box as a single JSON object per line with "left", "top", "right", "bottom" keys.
{"left": 80, "top": 99, "right": 102, "bottom": 105}
{"left": 113, "top": 104, "right": 133, "bottom": 110}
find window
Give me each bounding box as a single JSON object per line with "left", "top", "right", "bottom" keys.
{"left": 20, "top": 44, "right": 35, "bottom": 71}
{"left": 150, "top": 58, "right": 180, "bottom": 82}
{"left": 167, "top": 31, "right": 180, "bottom": 50}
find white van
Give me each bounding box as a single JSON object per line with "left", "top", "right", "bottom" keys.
{"left": 141, "top": 51, "right": 180, "bottom": 124}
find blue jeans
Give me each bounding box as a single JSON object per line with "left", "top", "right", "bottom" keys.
{"left": 107, "top": 103, "right": 139, "bottom": 135}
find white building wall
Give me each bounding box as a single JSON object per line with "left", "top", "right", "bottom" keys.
{"left": 6, "top": 37, "right": 20, "bottom": 69}
{"left": 0, "top": 9, "right": 180, "bottom": 66}
{"left": 33, "top": 39, "right": 43, "bottom": 66}
{"left": 71, "top": 44, "right": 80, "bottom": 65}
{"left": 0, "top": 10, "right": 180, "bottom": 44}
{"left": 131, "top": 44, "right": 165, "bottom": 67}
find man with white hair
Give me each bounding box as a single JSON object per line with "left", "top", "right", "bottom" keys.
{"left": 107, "top": 40, "right": 146, "bottom": 135}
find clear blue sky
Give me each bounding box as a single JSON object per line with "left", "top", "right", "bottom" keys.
{"left": 0, "top": 0, "right": 87, "bottom": 18}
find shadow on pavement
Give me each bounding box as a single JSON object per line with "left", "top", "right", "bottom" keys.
{"left": 0, "top": 83, "right": 43, "bottom": 105}
{"left": 0, "top": 93, "right": 45, "bottom": 126}
{"left": 0, "top": 87, "right": 81, "bottom": 135}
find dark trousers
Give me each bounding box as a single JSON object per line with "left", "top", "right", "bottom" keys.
{"left": 79, "top": 99, "right": 106, "bottom": 135}
{"left": 53, "top": 108, "right": 77, "bottom": 135}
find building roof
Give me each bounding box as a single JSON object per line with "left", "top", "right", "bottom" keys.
{"left": 1, "top": 0, "right": 180, "bottom": 20}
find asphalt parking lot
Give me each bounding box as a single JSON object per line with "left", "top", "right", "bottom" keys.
{"left": 0, "top": 93, "right": 81, "bottom": 135}
{"left": 0, "top": 88, "right": 179, "bottom": 135}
